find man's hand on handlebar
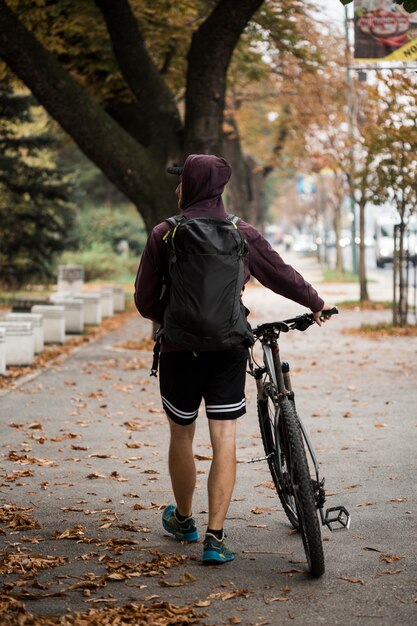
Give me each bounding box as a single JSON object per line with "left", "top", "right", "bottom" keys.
{"left": 313, "top": 304, "right": 337, "bottom": 327}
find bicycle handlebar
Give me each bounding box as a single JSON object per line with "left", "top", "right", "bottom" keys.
{"left": 252, "top": 307, "right": 339, "bottom": 338}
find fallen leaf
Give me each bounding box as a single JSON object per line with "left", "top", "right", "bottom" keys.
{"left": 363, "top": 547, "right": 383, "bottom": 553}
{"left": 194, "top": 600, "right": 211, "bottom": 607}
{"left": 251, "top": 507, "right": 276, "bottom": 515}
{"left": 159, "top": 571, "right": 197, "bottom": 587}
{"left": 208, "top": 589, "right": 249, "bottom": 601}
{"left": 337, "top": 576, "right": 365, "bottom": 585}
{"left": 52, "top": 525, "right": 85, "bottom": 540}
{"left": 194, "top": 454, "right": 212, "bottom": 461}
{"left": 379, "top": 554, "right": 403, "bottom": 563}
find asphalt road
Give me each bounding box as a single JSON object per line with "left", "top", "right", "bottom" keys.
{"left": 1, "top": 253, "right": 416, "bottom": 625}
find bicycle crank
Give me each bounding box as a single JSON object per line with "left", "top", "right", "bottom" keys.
{"left": 247, "top": 453, "right": 274, "bottom": 463}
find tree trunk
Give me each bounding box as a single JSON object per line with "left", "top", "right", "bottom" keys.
{"left": 398, "top": 221, "right": 408, "bottom": 326}
{"left": 358, "top": 199, "right": 369, "bottom": 302}
{"left": 223, "top": 117, "right": 251, "bottom": 219}
{"left": 334, "top": 202, "right": 344, "bottom": 274}
{"left": 0, "top": 0, "right": 265, "bottom": 233}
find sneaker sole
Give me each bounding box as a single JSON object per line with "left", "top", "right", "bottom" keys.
{"left": 203, "top": 550, "right": 234, "bottom": 564}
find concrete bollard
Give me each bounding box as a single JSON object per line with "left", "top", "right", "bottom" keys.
{"left": 49, "top": 297, "right": 84, "bottom": 334}
{"left": 0, "top": 328, "right": 5, "bottom": 374}
{"left": 0, "top": 322, "right": 35, "bottom": 366}
{"left": 74, "top": 293, "right": 102, "bottom": 325}
{"left": 100, "top": 288, "right": 114, "bottom": 318}
{"left": 57, "top": 265, "right": 84, "bottom": 295}
{"left": 31, "top": 305, "right": 66, "bottom": 344}
{"left": 5, "top": 313, "right": 44, "bottom": 354}
{"left": 112, "top": 286, "right": 125, "bottom": 312}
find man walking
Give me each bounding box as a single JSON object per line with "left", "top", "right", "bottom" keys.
{"left": 134, "top": 153, "right": 332, "bottom": 564}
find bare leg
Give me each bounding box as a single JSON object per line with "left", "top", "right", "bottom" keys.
{"left": 167, "top": 417, "right": 196, "bottom": 517}
{"left": 207, "top": 419, "right": 237, "bottom": 530}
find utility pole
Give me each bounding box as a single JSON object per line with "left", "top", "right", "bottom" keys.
{"left": 344, "top": 5, "right": 358, "bottom": 275}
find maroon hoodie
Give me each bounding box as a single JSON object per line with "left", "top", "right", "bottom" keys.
{"left": 134, "top": 154, "right": 324, "bottom": 331}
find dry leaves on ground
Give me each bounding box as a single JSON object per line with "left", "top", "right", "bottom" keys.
{"left": 207, "top": 589, "right": 250, "bottom": 601}
{"left": 0, "top": 550, "right": 67, "bottom": 577}
{"left": 7, "top": 451, "right": 57, "bottom": 467}
{"left": 103, "top": 549, "right": 187, "bottom": 580}
{"left": 0, "top": 595, "right": 204, "bottom": 626}
{"left": 114, "top": 337, "right": 154, "bottom": 351}
{"left": 0, "top": 504, "right": 39, "bottom": 531}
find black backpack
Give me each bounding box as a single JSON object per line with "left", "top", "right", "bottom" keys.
{"left": 159, "top": 214, "right": 254, "bottom": 352}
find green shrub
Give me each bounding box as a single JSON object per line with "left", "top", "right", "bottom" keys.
{"left": 60, "top": 243, "right": 138, "bottom": 281}
{"left": 73, "top": 205, "right": 147, "bottom": 256}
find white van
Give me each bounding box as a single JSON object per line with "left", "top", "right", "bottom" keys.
{"left": 375, "top": 216, "right": 417, "bottom": 268}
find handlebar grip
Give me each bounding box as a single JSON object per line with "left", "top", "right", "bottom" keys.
{"left": 320, "top": 306, "right": 339, "bottom": 319}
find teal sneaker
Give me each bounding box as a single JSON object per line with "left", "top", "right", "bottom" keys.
{"left": 203, "top": 532, "right": 235, "bottom": 564}
{"left": 162, "top": 505, "right": 199, "bottom": 542}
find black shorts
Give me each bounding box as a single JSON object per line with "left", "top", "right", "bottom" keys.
{"left": 159, "top": 349, "right": 248, "bottom": 425}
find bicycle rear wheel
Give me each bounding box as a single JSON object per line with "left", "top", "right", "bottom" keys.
{"left": 279, "top": 398, "right": 325, "bottom": 577}
{"left": 257, "top": 389, "right": 299, "bottom": 530}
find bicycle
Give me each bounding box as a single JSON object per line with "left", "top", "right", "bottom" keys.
{"left": 247, "top": 307, "right": 350, "bottom": 578}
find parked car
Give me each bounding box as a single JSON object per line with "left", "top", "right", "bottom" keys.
{"left": 293, "top": 234, "right": 317, "bottom": 254}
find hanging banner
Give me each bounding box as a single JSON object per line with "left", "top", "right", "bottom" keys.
{"left": 354, "top": 1, "right": 417, "bottom": 61}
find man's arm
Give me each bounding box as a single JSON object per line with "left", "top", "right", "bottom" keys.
{"left": 134, "top": 225, "right": 166, "bottom": 324}
{"left": 241, "top": 222, "right": 325, "bottom": 312}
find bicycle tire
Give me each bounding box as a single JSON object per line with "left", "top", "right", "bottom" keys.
{"left": 279, "top": 398, "right": 325, "bottom": 577}
{"left": 257, "top": 389, "right": 299, "bottom": 530}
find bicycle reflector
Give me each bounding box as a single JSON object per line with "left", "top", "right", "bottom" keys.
{"left": 323, "top": 506, "right": 351, "bottom": 532}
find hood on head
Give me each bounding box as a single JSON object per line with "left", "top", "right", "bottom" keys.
{"left": 181, "top": 154, "right": 232, "bottom": 209}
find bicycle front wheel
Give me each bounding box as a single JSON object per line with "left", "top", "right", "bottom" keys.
{"left": 279, "top": 398, "right": 325, "bottom": 577}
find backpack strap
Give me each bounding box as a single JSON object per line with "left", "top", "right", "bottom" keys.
{"left": 163, "top": 214, "right": 184, "bottom": 245}
{"left": 226, "top": 214, "right": 247, "bottom": 255}
{"left": 227, "top": 213, "right": 241, "bottom": 227}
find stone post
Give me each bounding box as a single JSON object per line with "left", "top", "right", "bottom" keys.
{"left": 57, "top": 265, "right": 84, "bottom": 295}
{"left": 31, "top": 305, "right": 66, "bottom": 344}
{"left": 0, "top": 322, "right": 35, "bottom": 366}
{"left": 5, "top": 313, "right": 44, "bottom": 353}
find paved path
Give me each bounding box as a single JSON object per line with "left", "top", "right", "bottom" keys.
{"left": 1, "top": 253, "right": 416, "bottom": 625}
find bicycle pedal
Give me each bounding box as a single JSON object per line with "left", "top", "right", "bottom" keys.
{"left": 323, "top": 506, "right": 351, "bottom": 532}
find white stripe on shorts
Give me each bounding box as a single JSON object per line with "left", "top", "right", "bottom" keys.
{"left": 206, "top": 398, "right": 246, "bottom": 413}
{"left": 161, "top": 396, "right": 198, "bottom": 420}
